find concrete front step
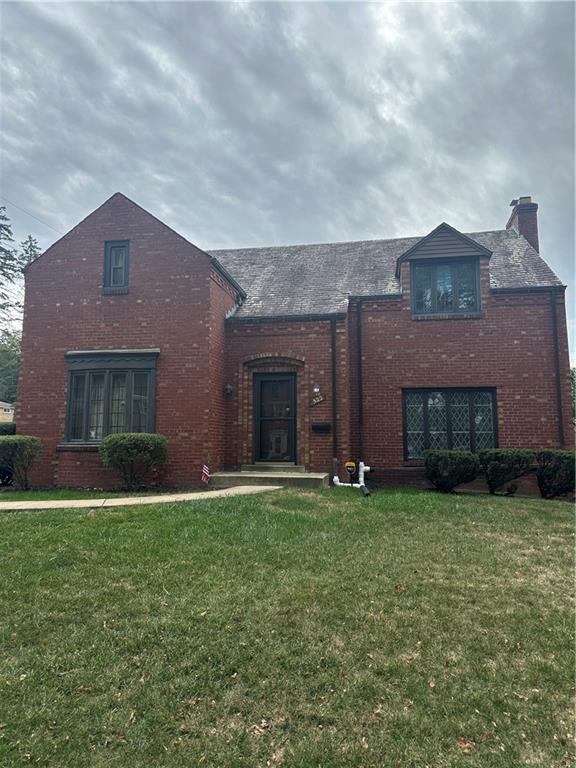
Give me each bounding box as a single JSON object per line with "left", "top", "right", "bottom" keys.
{"left": 212, "top": 471, "right": 329, "bottom": 489}
{"left": 240, "top": 463, "right": 306, "bottom": 473}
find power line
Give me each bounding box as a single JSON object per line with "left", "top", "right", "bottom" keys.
{"left": 0, "top": 195, "right": 63, "bottom": 235}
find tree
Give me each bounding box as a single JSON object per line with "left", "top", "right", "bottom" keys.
{"left": 20, "top": 234, "right": 41, "bottom": 265}
{"left": 0, "top": 329, "right": 21, "bottom": 403}
{"left": 0, "top": 207, "right": 26, "bottom": 322}
{"left": 0, "top": 209, "right": 41, "bottom": 324}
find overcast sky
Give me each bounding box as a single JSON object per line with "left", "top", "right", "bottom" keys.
{"left": 1, "top": 1, "right": 574, "bottom": 355}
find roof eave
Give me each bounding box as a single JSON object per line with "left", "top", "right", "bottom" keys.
{"left": 226, "top": 311, "right": 347, "bottom": 324}
{"left": 490, "top": 284, "right": 566, "bottom": 295}
{"left": 348, "top": 293, "right": 403, "bottom": 302}
{"left": 209, "top": 256, "right": 247, "bottom": 301}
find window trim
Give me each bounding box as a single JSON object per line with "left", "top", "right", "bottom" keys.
{"left": 103, "top": 240, "right": 130, "bottom": 295}
{"left": 402, "top": 387, "right": 498, "bottom": 461}
{"left": 411, "top": 258, "right": 480, "bottom": 316}
{"left": 63, "top": 350, "right": 158, "bottom": 444}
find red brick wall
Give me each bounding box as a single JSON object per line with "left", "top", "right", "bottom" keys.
{"left": 553, "top": 290, "right": 574, "bottom": 447}
{"left": 208, "top": 273, "right": 240, "bottom": 471}
{"left": 352, "top": 263, "right": 571, "bottom": 480}
{"left": 16, "top": 194, "right": 235, "bottom": 487}
{"left": 223, "top": 319, "right": 351, "bottom": 473}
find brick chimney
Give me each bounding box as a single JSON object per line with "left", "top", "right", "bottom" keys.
{"left": 506, "top": 196, "right": 539, "bottom": 252}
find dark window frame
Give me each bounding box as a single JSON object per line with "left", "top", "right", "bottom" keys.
{"left": 411, "top": 258, "right": 480, "bottom": 315}
{"left": 103, "top": 240, "right": 130, "bottom": 295}
{"left": 402, "top": 387, "right": 498, "bottom": 460}
{"left": 64, "top": 351, "right": 158, "bottom": 444}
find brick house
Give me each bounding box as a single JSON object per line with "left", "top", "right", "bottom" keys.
{"left": 16, "top": 193, "right": 571, "bottom": 488}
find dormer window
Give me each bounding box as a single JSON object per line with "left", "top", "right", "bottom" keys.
{"left": 103, "top": 240, "right": 129, "bottom": 294}
{"left": 412, "top": 259, "right": 479, "bottom": 315}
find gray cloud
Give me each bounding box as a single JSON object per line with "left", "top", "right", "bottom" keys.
{"left": 1, "top": 1, "right": 574, "bottom": 352}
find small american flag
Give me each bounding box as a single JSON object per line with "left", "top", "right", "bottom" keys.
{"left": 201, "top": 461, "right": 210, "bottom": 485}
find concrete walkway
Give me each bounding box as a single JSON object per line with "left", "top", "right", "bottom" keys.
{"left": 0, "top": 485, "right": 282, "bottom": 512}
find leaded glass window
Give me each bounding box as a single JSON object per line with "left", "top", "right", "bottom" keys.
{"left": 473, "top": 391, "right": 495, "bottom": 450}
{"left": 88, "top": 373, "right": 105, "bottom": 440}
{"left": 66, "top": 368, "right": 153, "bottom": 442}
{"left": 405, "top": 392, "right": 425, "bottom": 459}
{"left": 412, "top": 260, "right": 479, "bottom": 315}
{"left": 109, "top": 373, "right": 127, "bottom": 433}
{"left": 451, "top": 392, "right": 471, "bottom": 450}
{"left": 404, "top": 389, "right": 496, "bottom": 458}
{"left": 68, "top": 374, "right": 86, "bottom": 441}
{"left": 132, "top": 372, "right": 149, "bottom": 433}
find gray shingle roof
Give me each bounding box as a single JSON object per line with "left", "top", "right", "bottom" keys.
{"left": 210, "top": 228, "right": 563, "bottom": 319}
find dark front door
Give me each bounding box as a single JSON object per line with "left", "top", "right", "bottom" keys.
{"left": 254, "top": 374, "right": 296, "bottom": 462}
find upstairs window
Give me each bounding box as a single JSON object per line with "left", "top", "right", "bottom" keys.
{"left": 403, "top": 388, "right": 496, "bottom": 459}
{"left": 103, "top": 240, "right": 129, "bottom": 294}
{"left": 412, "top": 259, "right": 479, "bottom": 314}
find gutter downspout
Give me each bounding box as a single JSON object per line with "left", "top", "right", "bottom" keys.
{"left": 330, "top": 318, "right": 338, "bottom": 462}
{"left": 550, "top": 290, "right": 565, "bottom": 447}
{"left": 356, "top": 300, "right": 364, "bottom": 460}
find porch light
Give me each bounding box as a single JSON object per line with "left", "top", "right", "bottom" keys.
{"left": 312, "top": 383, "right": 321, "bottom": 395}
{"left": 223, "top": 383, "right": 234, "bottom": 396}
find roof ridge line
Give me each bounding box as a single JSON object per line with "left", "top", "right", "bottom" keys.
{"left": 208, "top": 229, "right": 511, "bottom": 254}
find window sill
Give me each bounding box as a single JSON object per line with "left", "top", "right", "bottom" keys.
{"left": 403, "top": 459, "right": 424, "bottom": 466}
{"left": 57, "top": 443, "right": 100, "bottom": 452}
{"left": 412, "top": 312, "right": 482, "bottom": 321}
{"left": 102, "top": 286, "right": 129, "bottom": 295}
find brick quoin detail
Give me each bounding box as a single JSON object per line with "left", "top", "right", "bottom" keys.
{"left": 16, "top": 193, "right": 571, "bottom": 488}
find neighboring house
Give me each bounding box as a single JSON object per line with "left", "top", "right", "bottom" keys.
{"left": 16, "top": 193, "right": 571, "bottom": 487}
{"left": 0, "top": 402, "right": 14, "bottom": 423}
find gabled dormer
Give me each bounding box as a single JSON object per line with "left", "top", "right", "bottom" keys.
{"left": 396, "top": 222, "right": 492, "bottom": 317}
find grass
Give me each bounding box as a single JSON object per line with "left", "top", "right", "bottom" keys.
{"left": 0, "top": 488, "right": 197, "bottom": 502}
{"left": 0, "top": 488, "right": 131, "bottom": 502}
{"left": 0, "top": 487, "right": 573, "bottom": 767}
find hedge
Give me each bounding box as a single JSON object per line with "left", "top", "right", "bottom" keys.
{"left": 0, "top": 435, "right": 41, "bottom": 490}
{"left": 99, "top": 433, "right": 168, "bottom": 490}
{"left": 0, "top": 423, "right": 16, "bottom": 485}
{"left": 535, "top": 450, "right": 575, "bottom": 499}
{"left": 424, "top": 450, "right": 479, "bottom": 492}
{"left": 478, "top": 448, "right": 535, "bottom": 495}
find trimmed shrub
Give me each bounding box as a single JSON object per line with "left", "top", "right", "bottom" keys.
{"left": 424, "top": 450, "right": 479, "bottom": 492}
{"left": 100, "top": 433, "right": 168, "bottom": 490}
{"left": 0, "top": 435, "right": 41, "bottom": 490}
{"left": 0, "top": 461, "right": 13, "bottom": 486}
{"left": 478, "top": 448, "right": 535, "bottom": 495}
{"left": 535, "top": 449, "right": 575, "bottom": 499}
{"left": 0, "top": 424, "right": 16, "bottom": 485}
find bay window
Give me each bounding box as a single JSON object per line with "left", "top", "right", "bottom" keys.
{"left": 64, "top": 350, "right": 157, "bottom": 443}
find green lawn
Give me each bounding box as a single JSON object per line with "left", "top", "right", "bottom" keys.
{"left": 0, "top": 488, "right": 194, "bottom": 502}
{"left": 0, "top": 488, "right": 573, "bottom": 767}
{"left": 0, "top": 488, "right": 131, "bottom": 502}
